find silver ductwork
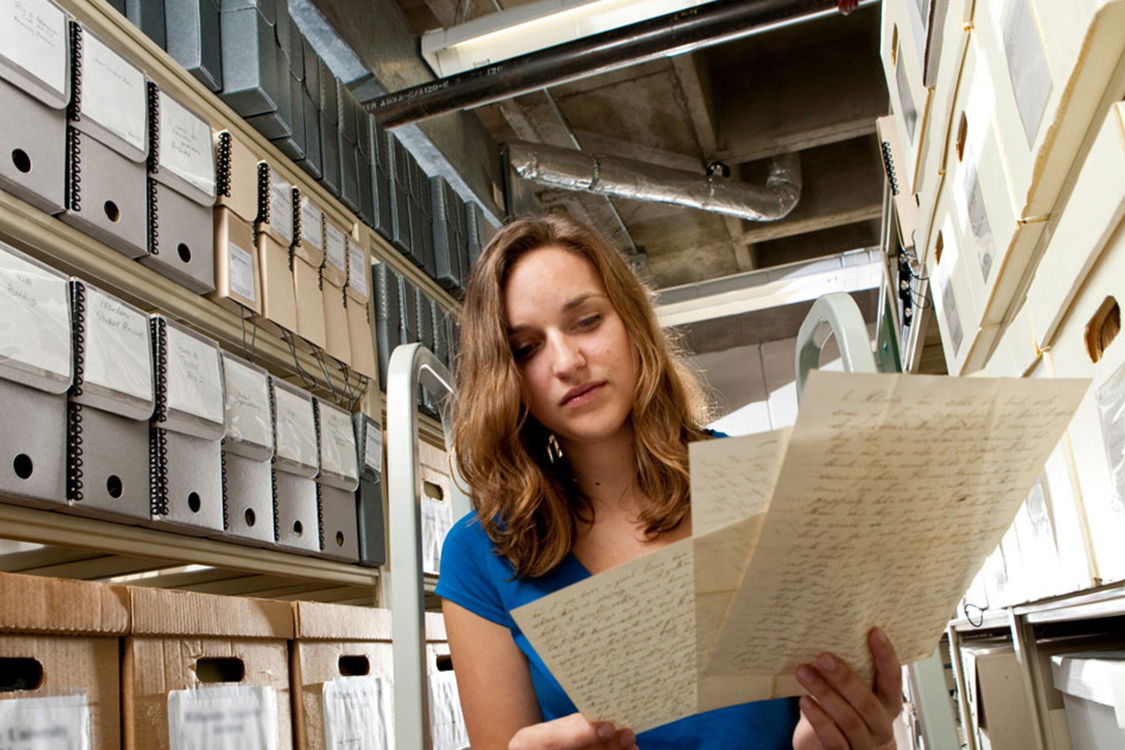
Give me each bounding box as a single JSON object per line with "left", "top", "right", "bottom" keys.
{"left": 507, "top": 141, "right": 801, "bottom": 222}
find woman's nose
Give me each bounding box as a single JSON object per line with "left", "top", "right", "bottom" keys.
{"left": 548, "top": 333, "right": 586, "bottom": 376}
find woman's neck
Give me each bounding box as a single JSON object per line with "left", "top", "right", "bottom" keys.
{"left": 560, "top": 424, "right": 640, "bottom": 513}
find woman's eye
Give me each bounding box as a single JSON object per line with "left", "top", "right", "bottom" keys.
{"left": 575, "top": 314, "right": 602, "bottom": 330}
{"left": 512, "top": 342, "right": 537, "bottom": 361}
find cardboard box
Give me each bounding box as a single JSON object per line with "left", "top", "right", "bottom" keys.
{"left": 219, "top": 0, "right": 280, "bottom": 118}
{"left": 290, "top": 602, "right": 394, "bottom": 750}
{"left": 0, "top": 242, "right": 72, "bottom": 507}
{"left": 214, "top": 129, "right": 260, "bottom": 223}
{"left": 165, "top": 0, "right": 223, "bottom": 92}
{"left": 1043, "top": 228, "right": 1125, "bottom": 584}
{"left": 217, "top": 352, "right": 276, "bottom": 545}
{"left": 960, "top": 641, "right": 1039, "bottom": 750}
{"left": 293, "top": 223, "right": 327, "bottom": 351}
{"left": 66, "top": 281, "right": 155, "bottom": 522}
{"left": 879, "top": 0, "right": 934, "bottom": 195}
{"left": 345, "top": 238, "right": 377, "bottom": 380}
{"left": 983, "top": 301, "right": 1039, "bottom": 379}
{"left": 1051, "top": 651, "right": 1125, "bottom": 750}
{"left": 1027, "top": 102, "right": 1125, "bottom": 351}
{"left": 121, "top": 586, "right": 294, "bottom": 750}
{"left": 0, "top": 573, "right": 129, "bottom": 750}
{"left": 974, "top": 0, "right": 1125, "bottom": 220}
{"left": 211, "top": 205, "right": 263, "bottom": 314}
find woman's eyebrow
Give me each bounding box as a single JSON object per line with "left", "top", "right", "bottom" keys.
{"left": 507, "top": 293, "right": 607, "bottom": 335}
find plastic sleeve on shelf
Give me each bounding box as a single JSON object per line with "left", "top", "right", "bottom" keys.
{"left": 221, "top": 352, "right": 274, "bottom": 455}
{"left": 82, "top": 285, "right": 154, "bottom": 409}
{"left": 163, "top": 322, "right": 224, "bottom": 429}
{"left": 156, "top": 89, "right": 216, "bottom": 201}
{"left": 273, "top": 381, "right": 318, "bottom": 472}
{"left": 0, "top": 241, "right": 72, "bottom": 393}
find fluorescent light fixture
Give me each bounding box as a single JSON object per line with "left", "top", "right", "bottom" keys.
{"left": 421, "top": 0, "right": 719, "bottom": 78}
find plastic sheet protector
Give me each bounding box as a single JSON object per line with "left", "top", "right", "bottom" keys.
{"left": 321, "top": 676, "right": 393, "bottom": 750}
{"left": 165, "top": 324, "right": 224, "bottom": 427}
{"left": 317, "top": 400, "right": 358, "bottom": 486}
{"left": 157, "top": 91, "right": 216, "bottom": 200}
{"left": 273, "top": 384, "right": 317, "bottom": 471}
{"left": 83, "top": 287, "right": 153, "bottom": 406}
{"left": 222, "top": 354, "right": 272, "bottom": 450}
{"left": 325, "top": 222, "right": 347, "bottom": 273}
{"left": 228, "top": 241, "right": 256, "bottom": 302}
{"left": 0, "top": 244, "right": 71, "bottom": 391}
{"left": 300, "top": 199, "right": 324, "bottom": 252}
{"left": 347, "top": 241, "right": 368, "bottom": 297}
{"left": 0, "top": 0, "right": 68, "bottom": 102}
{"left": 167, "top": 685, "right": 277, "bottom": 750}
{"left": 268, "top": 174, "right": 293, "bottom": 243}
{"left": 81, "top": 31, "right": 146, "bottom": 154}
{"left": 0, "top": 693, "right": 91, "bottom": 749}
{"left": 513, "top": 371, "right": 1089, "bottom": 733}
{"left": 363, "top": 422, "right": 383, "bottom": 473}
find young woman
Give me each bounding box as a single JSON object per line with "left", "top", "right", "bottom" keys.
{"left": 436, "top": 212, "right": 903, "bottom": 749}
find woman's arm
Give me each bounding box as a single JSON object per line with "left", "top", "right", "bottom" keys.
{"left": 443, "top": 599, "right": 637, "bottom": 750}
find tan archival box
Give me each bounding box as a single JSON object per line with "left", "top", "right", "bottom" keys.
{"left": 290, "top": 602, "right": 394, "bottom": 750}
{"left": 0, "top": 572, "right": 129, "bottom": 750}
{"left": 345, "top": 237, "right": 378, "bottom": 380}
{"left": 120, "top": 586, "right": 294, "bottom": 750}
{"left": 212, "top": 206, "right": 263, "bottom": 314}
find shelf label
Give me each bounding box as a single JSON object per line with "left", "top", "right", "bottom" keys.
{"left": 84, "top": 287, "right": 153, "bottom": 404}
{"left": 165, "top": 323, "right": 223, "bottom": 426}
{"left": 158, "top": 91, "right": 216, "bottom": 199}
{"left": 81, "top": 31, "right": 146, "bottom": 154}
{"left": 363, "top": 423, "right": 382, "bottom": 474}
{"left": 300, "top": 199, "right": 323, "bottom": 252}
{"left": 273, "top": 385, "right": 317, "bottom": 469}
{"left": 0, "top": 0, "right": 68, "bottom": 101}
{"left": 228, "top": 241, "right": 256, "bottom": 303}
{"left": 322, "top": 676, "right": 393, "bottom": 750}
{"left": 0, "top": 693, "right": 91, "bottom": 749}
{"left": 347, "top": 241, "right": 368, "bottom": 297}
{"left": 222, "top": 356, "right": 272, "bottom": 450}
{"left": 268, "top": 174, "right": 293, "bottom": 244}
{"left": 0, "top": 246, "right": 71, "bottom": 385}
{"left": 325, "top": 223, "right": 346, "bottom": 273}
{"left": 167, "top": 685, "right": 277, "bottom": 750}
{"left": 318, "top": 401, "right": 357, "bottom": 483}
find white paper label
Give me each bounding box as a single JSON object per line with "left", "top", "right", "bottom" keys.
{"left": 1002, "top": 0, "right": 1051, "bottom": 146}
{"left": 81, "top": 32, "right": 146, "bottom": 153}
{"left": 0, "top": 693, "right": 91, "bottom": 749}
{"left": 324, "top": 223, "right": 346, "bottom": 273}
{"left": 167, "top": 685, "right": 278, "bottom": 750}
{"left": 228, "top": 242, "right": 256, "bottom": 302}
{"left": 363, "top": 424, "right": 383, "bottom": 473}
{"left": 222, "top": 356, "right": 272, "bottom": 449}
{"left": 421, "top": 497, "right": 453, "bottom": 575}
{"left": 158, "top": 91, "right": 215, "bottom": 199}
{"left": 0, "top": 247, "right": 71, "bottom": 381}
{"left": 0, "top": 0, "right": 67, "bottom": 99}
{"left": 84, "top": 288, "right": 153, "bottom": 403}
{"left": 318, "top": 401, "right": 358, "bottom": 482}
{"left": 268, "top": 174, "right": 293, "bottom": 243}
{"left": 300, "top": 200, "right": 323, "bottom": 251}
{"left": 274, "top": 385, "right": 318, "bottom": 468}
{"left": 164, "top": 324, "right": 223, "bottom": 425}
{"left": 322, "top": 676, "right": 393, "bottom": 750}
{"left": 428, "top": 670, "right": 467, "bottom": 750}
{"left": 347, "top": 242, "right": 368, "bottom": 297}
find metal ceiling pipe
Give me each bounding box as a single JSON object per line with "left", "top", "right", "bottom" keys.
{"left": 507, "top": 141, "right": 801, "bottom": 222}
{"left": 364, "top": 0, "right": 877, "bottom": 127}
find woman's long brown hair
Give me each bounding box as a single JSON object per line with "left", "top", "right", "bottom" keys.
{"left": 453, "top": 212, "right": 711, "bottom": 578}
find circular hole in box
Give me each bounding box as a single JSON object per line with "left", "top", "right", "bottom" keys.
{"left": 106, "top": 475, "right": 123, "bottom": 498}
{"left": 188, "top": 492, "right": 201, "bottom": 513}
{"left": 11, "top": 149, "right": 32, "bottom": 174}
{"left": 104, "top": 201, "right": 120, "bottom": 223}
{"left": 177, "top": 243, "right": 191, "bottom": 263}
{"left": 13, "top": 454, "right": 33, "bottom": 480}
{"left": 244, "top": 508, "right": 256, "bottom": 527}
{"left": 336, "top": 531, "right": 344, "bottom": 547}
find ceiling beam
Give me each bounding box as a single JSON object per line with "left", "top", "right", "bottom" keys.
{"left": 739, "top": 201, "right": 883, "bottom": 244}
{"left": 716, "top": 115, "right": 879, "bottom": 165}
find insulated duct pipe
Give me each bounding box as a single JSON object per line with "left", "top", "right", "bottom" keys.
{"left": 507, "top": 141, "right": 802, "bottom": 222}
{"left": 364, "top": 0, "right": 878, "bottom": 127}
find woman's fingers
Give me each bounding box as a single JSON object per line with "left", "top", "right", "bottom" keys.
{"left": 870, "top": 627, "right": 904, "bottom": 714}
{"left": 508, "top": 713, "right": 637, "bottom": 750}
{"left": 796, "top": 653, "right": 893, "bottom": 748}
{"left": 799, "top": 695, "right": 849, "bottom": 750}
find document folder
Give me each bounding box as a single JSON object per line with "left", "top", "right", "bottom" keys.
{"left": 217, "top": 352, "right": 276, "bottom": 545}
{"left": 271, "top": 376, "right": 320, "bottom": 553}
{"left": 353, "top": 413, "right": 386, "bottom": 567}
{"left": 314, "top": 398, "right": 360, "bottom": 561}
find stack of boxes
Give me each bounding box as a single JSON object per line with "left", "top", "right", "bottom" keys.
{"left": 882, "top": 0, "right": 1125, "bottom": 607}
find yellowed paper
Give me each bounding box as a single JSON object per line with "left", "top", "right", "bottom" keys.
{"left": 513, "top": 371, "right": 1088, "bottom": 733}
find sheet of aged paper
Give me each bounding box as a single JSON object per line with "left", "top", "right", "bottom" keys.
{"left": 513, "top": 371, "right": 1088, "bottom": 732}
{"left": 704, "top": 371, "right": 1088, "bottom": 685}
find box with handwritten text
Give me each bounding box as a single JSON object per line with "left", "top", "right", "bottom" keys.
{"left": 120, "top": 585, "right": 294, "bottom": 750}
{"left": 0, "top": 572, "right": 128, "bottom": 750}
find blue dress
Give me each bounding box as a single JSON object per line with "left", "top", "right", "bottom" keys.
{"left": 435, "top": 512, "right": 799, "bottom": 749}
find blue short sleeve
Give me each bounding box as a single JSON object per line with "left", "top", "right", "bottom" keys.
{"left": 435, "top": 513, "right": 514, "bottom": 628}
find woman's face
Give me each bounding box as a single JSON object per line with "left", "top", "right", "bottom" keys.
{"left": 503, "top": 245, "right": 639, "bottom": 447}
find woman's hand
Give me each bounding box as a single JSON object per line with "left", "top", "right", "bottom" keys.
{"left": 791, "top": 627, "right": 903, "bottom": 750}
{"left": 508, "top": 713, "right": 638, "bottom": 750}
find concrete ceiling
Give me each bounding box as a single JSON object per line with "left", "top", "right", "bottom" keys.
{"left": 365, "top": 0, "right": 893, "bottom": 353}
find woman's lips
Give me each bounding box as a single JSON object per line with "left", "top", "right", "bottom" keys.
{"left": 561, "top": 382, "right": 605, "bottom": 407}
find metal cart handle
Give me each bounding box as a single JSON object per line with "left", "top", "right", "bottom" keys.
{"left": 386, "top": 342, "right": 471, "bottom": 750}
{"left": 794, "top": 292, "right": 878, "bottom": 400}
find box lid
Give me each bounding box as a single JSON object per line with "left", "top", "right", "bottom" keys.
{"left": 124, "top": 585, "right": 294, "bottom": 639}
{"left": 1051, "top": 651, "right": 1125, "bottom": 711}
{"left": 293, "top": 601, "right": 390, "bottom": 641}
{"left": 0, "top": 572, "right": 128, "bottom": 634}
{"left": 0, "top": 0, "right": 69, "bottom": 109}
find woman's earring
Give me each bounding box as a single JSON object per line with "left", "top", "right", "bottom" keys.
{"left": 547, "top": 433, "right": 563, "bottom": 463}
